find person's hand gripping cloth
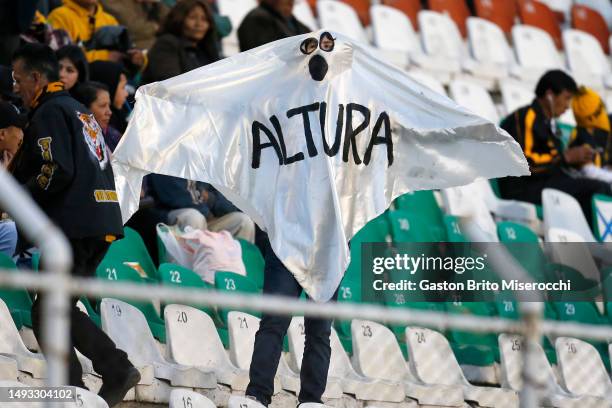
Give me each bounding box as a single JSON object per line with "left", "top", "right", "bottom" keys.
{"left": 112, "top": 30, "right": 529, "bottom": 302}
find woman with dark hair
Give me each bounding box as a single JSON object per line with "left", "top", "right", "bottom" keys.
{"left": 56, "top": 45, "right": 89, "bottom": 92}
{"left": 142, "top": 0, "right": 220, "bottom": 84}
{"left": 89, "top": 60, "right": 130, "bottom": 133}
{"left": 72, "top": 81, "right": 123, "bottom": 152}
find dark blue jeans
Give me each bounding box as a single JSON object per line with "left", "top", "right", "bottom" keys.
{"left": 246, "top": 237, "right": 339, "bottom": 406}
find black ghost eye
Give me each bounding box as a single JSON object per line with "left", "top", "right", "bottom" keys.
{"left": 300, "top": 38, "right": 318, "bottom": 55}
{"left": 319, "top": 32, "right": 335, "bottom": 52}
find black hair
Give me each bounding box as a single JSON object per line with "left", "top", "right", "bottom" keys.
{"left": 72, "top": 81, "right": 109, "bottom": 108}
{"left": 535, "top": 70, "right": 578, "bottom": 98}
{"left": 55, "top": 45, "right": 89, "bottom": 84}
{"left": 11, "top": 43, "right": 60, "bottom": 82}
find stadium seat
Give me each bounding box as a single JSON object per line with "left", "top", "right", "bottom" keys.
{"left": 73, "top": 387, "right": 110, "bottom": 408}
{"left": 542, "top": 189, "right": 597, "bottom": 242}
{"left": 341, "top": 0, "right": 370, "bottom": 26}
{"left": 473, "top": 179, "right": 541, "bottom": 232}
{"left": 592, "top": 194, "right": 612, "bottom": 242}
{"left": 169, "top": 389, "right": 216, "bottom": 408}
{"left": 388, "top": 209, "right": 441, "bottom": 243}
{"left": 238, "top": 239, "right": 265, "bottom": 289}
{"left": 164, "top": 304, "right": 249, "bottom": 390}
{"left": 441, "top": 183, "right": 499, "bottom": 242}
{"left": 406, "top": 327, "right": 519, "bottom": 407}
{"left": 416, "top": 11, "right": 463, "bottom": 82}
{"left": 370, "top": 4, "right": 416, "bottom": 68}
{"left": 228, "top": 396, "right": 266, "bottom": 408}
{"left": 498, "top": 334, "right": 608, "bottom": 407}
{"left": 351, "top": 319, "right": 465, "bottom": 406}
{"left": 0, "top": 355, "right": 17, "bottom": 381}
{"left": 511, "top": 25, "right": 563, "bottom": 84}
{"left": 428, "top": 0, "right": 470, "bottom": 38}
{"left": 96, "top": 262, "right": 166, "bottom": 342}
{"left": 465, "top": 17, "right": 515, "bottom": 83}
{"left": 0, "top": 299, "right": 45, "bottom": 379}
{"left": 158, "top": 263, "right": 217, "bottom": 319}
{"left": 317, "top": 0, "right": 368, "bottom": 44}
{"left": 449, "top": 79, "right": 499, "bottom": 123}
{"left": 218, "top": 0, "right": 258, "bottom": 56}
{"left": 576, "top": 0, "right": 612, "bottom": 31}
{"left": 540, "top": 0, "right": 573, "bottom": 21}
{"left": 572, "top": 4, "right": 611, "bottom": 54}
{"left": 563, "top": 29, "right": 612, "bottom": 91}
{"left": 518, "top": 0, "right": 563, "bottom": 49}
{"left": 499, "top": 81, "right": 533, "bottom": 116}
{"left": 293, "top": 0, "right": 318, "bottom": 30}
{"left": 474, "top": 0, "right": 518, "bottom": 35}
{"left": 104, "top": 227, "right": 158, "bottom": 281}
{"left": 556, "top": 337, "right": 612, "bottom": 400}
{"left": 100, "top": 299, "right": 216, "bottom": 395}
{"left": 226, "top": 311, "right": 287, "bottom": 393}
{"left": 286, "top": 317, "right": 343, "bottom": 398}
{"left": 406, "top": 71, "right": 447, "bottom": 95}
{"left": 381, "top": 0, "right": 421, "bottom": 30}
{"left": 214, "top": 271, "right": 260, "bottom": 325}
{"left": 0, "top": 253, "right": 32, "bottom": 329}
{"left": 393, "top": 190, "right": 446, "bottom": 237}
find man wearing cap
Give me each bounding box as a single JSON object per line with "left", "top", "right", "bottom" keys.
{"left": 569, "top": 86, "right": 612, "bottom": 183}
{"left": 0, "top": 100, "right": 26, "bottom": 257}
{"left": 10, "top": 43, "right": 140, "bottom": 407}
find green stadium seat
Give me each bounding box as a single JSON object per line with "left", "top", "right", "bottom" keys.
{"left": 238, "top": 239, "right": 265, "bottom": 289}
{"left": 445, "top": 301, "right": 499, "bottom": 366}
{"left": 443, "top": 215, "right": 468, "bottom": 242}
{"left": 0, "top": 253, "right": 32, "bottom": 328}
{"left": 96, "top": 261, "right": 166, "bottom": 342}
{"left": 214, "top": 271, "right": 260, "bottom": 325}
{"left": 388, "top": 209, "right": 442, "bottom": 243}
{"left": 158, "top": 263, "right": 218, "bottom": 320}
{"left": 393, "top": 191, "right": 445, "bottom": 240}
{"left": 104, "top": 227, "right": 158, "bottom": 281}
{"left": 79, "top": 297, "right": 101, "bottom": 327}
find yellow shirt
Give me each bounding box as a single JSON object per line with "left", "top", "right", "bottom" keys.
{"left": 48, "top": 0, "right": 119, "bottom": 62}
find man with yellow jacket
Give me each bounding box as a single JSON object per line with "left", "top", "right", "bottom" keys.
{"left": 48, "top": 0, "right": 145, "bottom": 67}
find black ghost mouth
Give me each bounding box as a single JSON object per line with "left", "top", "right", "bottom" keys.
{"left": 308, "top": 54, "right": 328, "bottom": 81}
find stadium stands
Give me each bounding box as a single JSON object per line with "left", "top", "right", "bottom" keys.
{"left": 169, "top": 388, "right": 216, "bottom": 408}
{"left": 572, "top": 3, "right": 611, "bottom": 54}
{"left": 518, "top": 0, "right": 563, "bottom": 49}
{"left": 563, "top": 29, "right": 612, "bottom": 92}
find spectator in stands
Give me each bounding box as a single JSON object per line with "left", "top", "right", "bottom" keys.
{"left": 142, "top": 0, "right": 220, "bottom": 84}
{"left": 100, "top": 0, "right": 170, "bottom": 50}
{"left": 0, "top": 0, "right": 38, "bottom": 65}
{"left": 0, "top": 66, "right": 21, "bottom": 105}
{"left": 147, "top": 175, "right": 256, "bottom": 243}
{"left": 72, "top": 81, "right": 122, "bottom": 151}
{"left": 10, "top": 43, "right": 140, "bottom": 406}
{"left": 237, "top": 0, "right": 310, "bottom": 52}
{"left": 0, "top": 101, "right": 25, "bottom": 257}
{"left": 498, "top": 70, "right": 612, "bottom": 223}
{"left": 89, "top": 60, "right": 129, "bottom": 132}
{"left": 48, "top": 0, "right": 146, "bottom": 68}
{"left": 569, "top": 86, "right": 612, "bottom": 183}
{"left": 56, "top": 45, "right": 89, "bottom": 93}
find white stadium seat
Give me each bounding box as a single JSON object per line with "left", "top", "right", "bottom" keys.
{"left": 449, "top": 79, "right": 499, "bottom": 123}
{"left": 293, "top": 0, "right": 318, "bottom": 31}
{"left": 286, "top": 317, "right": 342, "bottom": 398}
{"left": 0, "top": 299, "right": 46, "bottom": 379}
{"left": 351, "top": 319, "right": 465, "bottom": 406}
{"left": 164, "top": 304, "right": 249, "bottom": 390}
{"left": 441, "top": 183, "right": 499, "bottom": 242}
{"left": 556, "top": 337, "right": 612, "bottom": 400}
{"left": 317, "top": 0, "right": 368, "bottom": 44}
{"left": 228, "top": 395, "right": 266, "bottom": 408}
{"left": 592, "top": 195, "right": 612, "bottom": 242}
{"left": 416, "top": 11, "right": 462, "bottom": 83}
{"left": 0, "top": 355, "right": 17, "bottom": 381}
{"left": 498, "top": 334, "right": 610, "bottom": 407}
{"left": 406, "top": 327, "right": 518, "bottom": 408}
{"left": 73, "top": 387, "right": 110, "bottom": 408}
{"left": 169, "top": 388, "right": 216, "bottom": 408}
{"left": 217, "top": 0, "right": 258, "bottom": 56}
{"left": 545, "top": 227, "right": 601, "bottom": 283}
{"left": 511, "top": 25, "right": 563, "bottom": 83}
{"left": 370, "top": 4, "right": 415, "bottom": 69}
{"left": 563, "top": 29, "right": 612, "bottom": 91}
{"left": 500, "top": 82, "right": 533, "bottom": 116}
{"left": 100, "top": 299, "right": 216, "bottom": 402}
{"left": 226, "top": 311, "right": 285, "bottom": 393}
{"left": 466, "top": 17, "right": 514, "bottom": 83}
{"left": 542, "top": 189, "right": 596, "bottom": 242}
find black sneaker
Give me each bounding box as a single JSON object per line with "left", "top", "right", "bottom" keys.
{"left": 98, "top": 366, "right": 141, "bottom": 407}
